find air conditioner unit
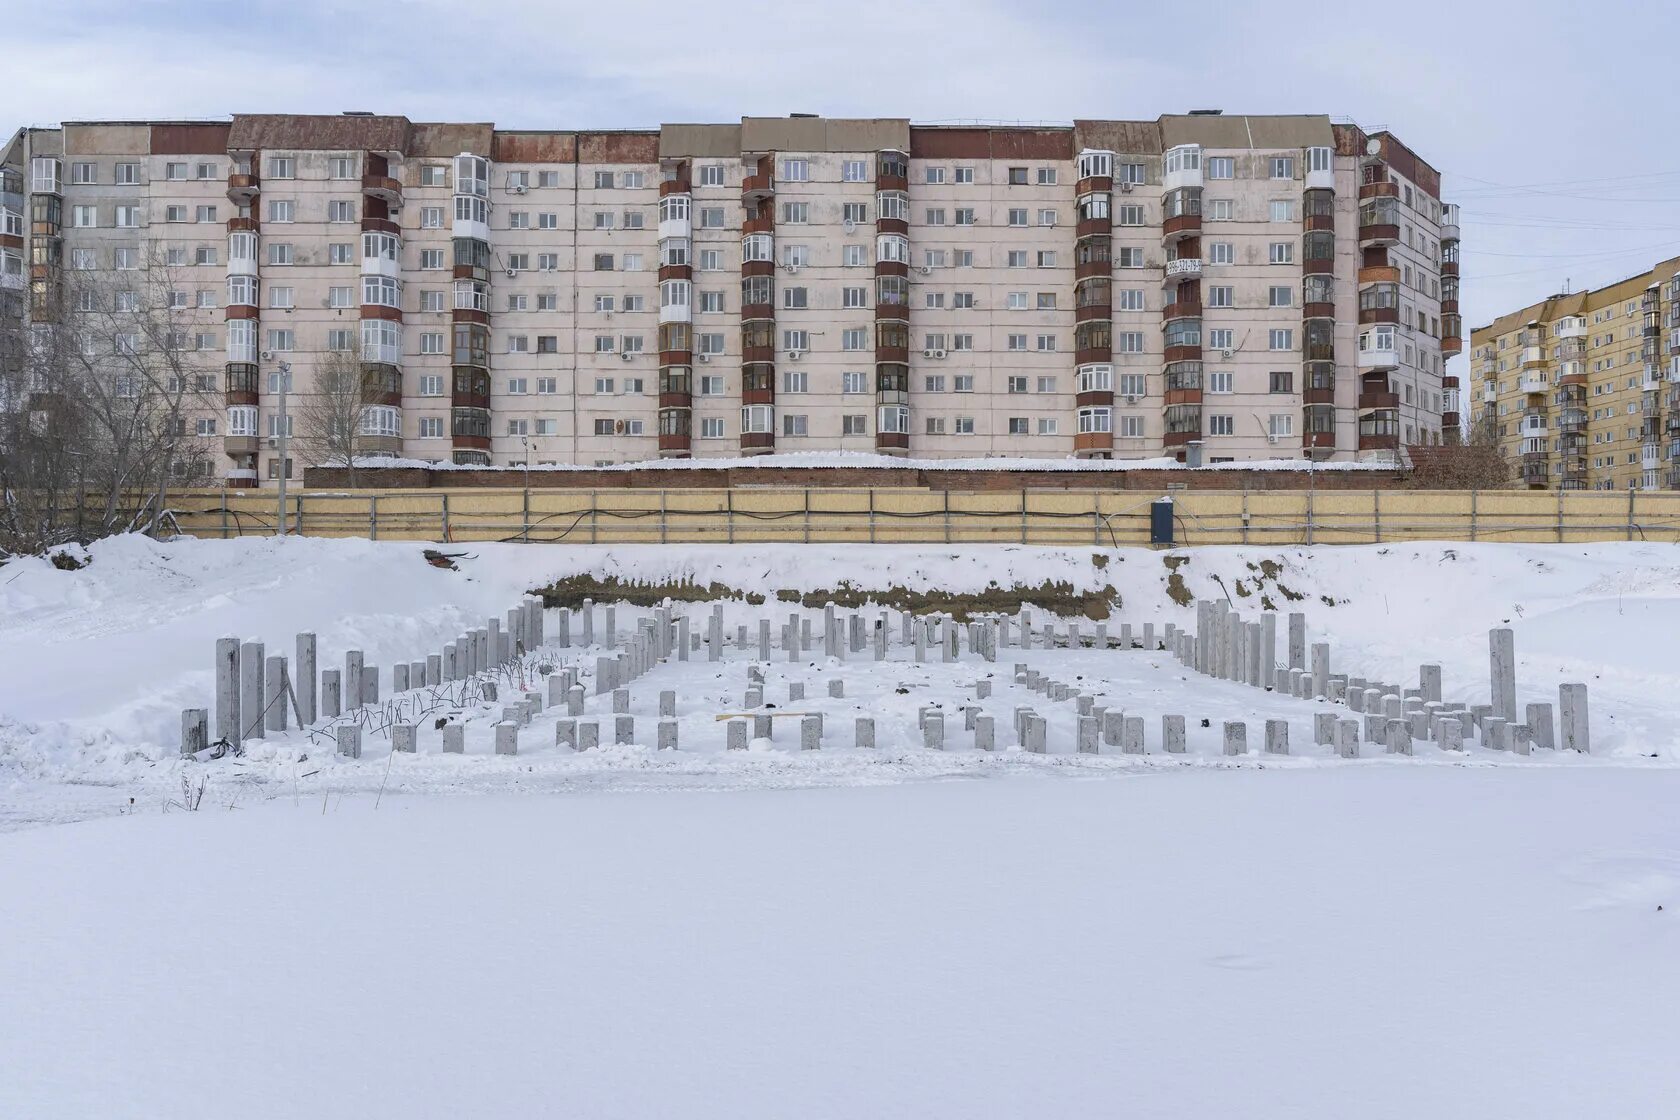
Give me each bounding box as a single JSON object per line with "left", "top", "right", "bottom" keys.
{"left": 787, "top": 349, "right": 805, "bottom": 360}
{"left": 505, "top": 267, "right": 518, "bottom": 278}
{"left": 916, "top": 265, "right": 932, "bottom": 275}
{"left": 265, "top": 437, "right": 278, "bottom": 449}
{"left": 1266, "top": 434, "right": 1280, "bottom": 444}
{"left": 698, "top": 353, "right": 711, "bottom": 363}
{"left": 782, "top": 262, "right": 800, "bottom": 273}
{"left": 1124, "top": 394, "right": 1141, "bottom": 405}
{"left": 510, "top": 184, "right": 527, "bottom": 195}
{"left": 923, "top": 348, "right": 947, "bottom": 359}
{"left": 1120, "top": 181, "right": 1135, "bottom": 193}
{"left": 259, "top": 350, "right": 275, "bottom": 361}
{"left": 842, "top": 218, "right": 857, "bottom": 233}
{"left": 1221, "top": 348, "right": 1234, "bottom": 359}
{"left": 620, "top": 351, "right": 634, "bottom": 361}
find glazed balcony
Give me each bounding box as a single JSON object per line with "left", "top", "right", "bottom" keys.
{"left": 1074, "top": 301, "right": 1112, "bottom": 324}
{"left": 1519, "top": 371, "right": 1549, "bottom": 395}
{"left": 1520, "top": 456, "right": 1550, "bottom": 485}
{"left": 1520, "top": 411, "right": 1549, "bottom": 437}
{"left": 1557, "top": 409, "right": 1587, "bottom": 434}
{"left": 1162, "top": 297, "right": 1202, "bottom": 322}
{"left": 1356, "top": 412, "right": 1399, "bottom": 452}
{"left": 1303, "top": 367, "right": 1336, "bottom": 405}
{"left": 1358, "top": 197, "right": 1400, "bottom": 246}
{"left": 1440, "top": 203, "right": 1460, "bottom": 242}
{"left": 1358, "top": 389, "right": 1399, "bottom": 411}
{"left": 224, "top": 362, "right": 259, "bottom": 405}
{"left": 1441, "top": 411, "right": 1460, "bottom": 430}
{"left": 1643, "top": 444, "right": 1663, "bottom": 470}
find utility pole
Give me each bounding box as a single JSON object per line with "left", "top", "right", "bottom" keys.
{"left": 276, "top": 359, "right": 291, "bottom": 537}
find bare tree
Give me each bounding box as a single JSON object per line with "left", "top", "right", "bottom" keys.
{"left": 293, "top": 345, "right": 374, "bottom": 488}
{"left": 0, "top": 245, "right": 220, "bottom": 552}
{"left": 1406, "top": 406, "right": 1510, "bottom": 489}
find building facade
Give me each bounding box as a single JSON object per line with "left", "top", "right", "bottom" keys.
{"left": 1470, "top": 258, "right": 1679, "bottom": 491}
{"left": 0, "top": 112, "right": 1457, "bottom": 485}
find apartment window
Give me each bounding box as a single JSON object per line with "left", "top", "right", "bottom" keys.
{"left": 1036, "top": 334, "right": 1057, "bottom": 351}
{"left": 1037, "top": 418, "right": 1058, "bottom": 435}
{"left": 698, "top": 375, "right": 725, "bottom": 397}
{"left": 954, "top": 208, "right": 975, "bottom": 226}
{"left": 842, "top": 160, "right": 868, "bottom": 182}
{"left": 1007, "top": 334, "right": 1027, "bottom": 351}
{"left": 954, "top": 374, "right": 975, "bottom": 392}
{"left": 1115, "top": 289, "right": 1145, "bottom": 312}
{"left": 1118, "top": 372, "right": 1146, "bottom": 397}
{"left": 70, "top": 161, "right": 96, "bottom": 184}
{"left": 265, "top": 329, "right": 295, "bottom": 352}
{"left": 1038, "top": 209, "right": 1057, "bottom": 227}
{"left": 783, "top": 370, "right": 808, "bottom": 394}
{"left": 1008, "top": 208, "right": 1028, "bottom": 226}
{"left": 1006, "top": 167, "right": 1028, "bottom": 185}
{"left": 1037, "top": 377, "right": 1058, "bottom": 394}
{"left": 1037, "top": 167, "right": 1057, "bottom": 185}
{"left": 267, "top": 156, "right": 295, "bottom": 178}
{"left": 924, "top": 166, "right": 947, "bottom": 185}
{"left": 925, "top": 375, "right": 947, "bottom": 392}
{"left": 1116, "top": 203, "right": 1145, "bottom": 226}
{"left": 196, "top": 205, "right": 218, "bottom": 223}
{"left": 325, "top": 328, "right": 355, "bottom": 352}
{"left": 1206, "top": 157, "right": 1234, "bottom": 179}
{"left": 1209, "top": 370, "right": 1234, "bottom": 394}
{"left": 781, "top": 158, "right": 809, "bottom": 182}
{"left": 1269, "top": 328, "right": 1295, "bottom": 351}
{"left": 1208, "top": 414, "right": 1235, "bottom": 435}
{"left": 71, "top": 248, "right": 97, "bottom": 269}
{"left": 783, "top": 329, "right": 809, "bottom": 352}
{"left": 1118, "top": 414, "right": 1145, "bottom": 438}
{"left": 622, "top": 210, "right": 644, "bottom": 229}
{"left": 1270, "top": 156, "right": 1295, "bottom": 179}
{"left": 1210, "top": 242, "right": 1234, "bottom": 264}
{"left": 328, "top": 200, "right": 355, "bottom": 223}
{"left": 1208, "top": 285, "right": 1233, "bottom": 308}
{"left": 782, "top": 413, "right": 808, "bottom": 436}
{"left": 925, "top": 292, "right": 945, "bottom": 309}
{"left": 1269, "top": 200, "right": 1295, "bottom": 222}
{"left": 1006, "top": 417, "right": 1029, "bottom": 434}
{"left": 783, "top": 287, "right": 808, "bottom": 309}
{"left": 1117, "top": 332, "right": 1145, "bottom": 353}
{"left": 1116, "top": 247, "right": 1144, "bottom": 268}
{"left": 421, "top": 206, "right": 445, "bottom": 228}
{"left": 925, "top": 208, "right": 947, "bottom": 226}
{"left": 842, "top": 328, "right": 868, "bottom": 350}
{"left": 1207, "top": 198, "right": 1233, "bottom": 221}
{"left": 1268, "top": 285, "right": 1293, "bottom": 308}
{"left": 954, "top": 249, "right": 974, "bottom": 267}
{"left": 1008, "top": 378, "right": 1028, "bottom": 394}
{"left": 781, "top": 201, "right": 809, "bottom": 224}
{"left": 268, "top": 199, "right": 294, "bottom": 223}
{"left": 165, "top": 204, "right": 188, "bottom": 223}
{"left": 327, "top": 285, "right": 353, "bottom": 308}
{"left": 420, "top": 333, "right": 446, "bottom": 358}
{"left": 1268, "top": 242, "right": 1294, "bottom": 264}
{"left": 113, "top": 161, "right": 139, "bottom": 184}
{"left": 623, "top": 294, "right": 645, "bottom": 311}
{"left": 924, "top": 417, "right": 947, "bottom": 435}
{"left": 1007, "top": 251, "right": 1028, "bottom": 268}
{"left": 71, "top": 205, "right": 96, "bottom": 227}
{"left": 196, "top": 290, "right": 216, "bottom": 309}
{"left": 507, "top": 336, "right": 530, "bottom": 354}
{"left": 267, "top": 243, "right": 293, "bottom": 265}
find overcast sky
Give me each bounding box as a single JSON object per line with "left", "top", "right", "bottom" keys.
{"left": 13, "top": 0, "right": 1680, "bottom": 360}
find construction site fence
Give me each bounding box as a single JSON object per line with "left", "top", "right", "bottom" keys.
{"left": 154, "top": 487, "right": 1680, "bottom": 547}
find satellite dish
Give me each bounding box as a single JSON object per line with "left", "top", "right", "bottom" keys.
{"left": 1365, "top": 138, "right": 1381, "bottom": 156}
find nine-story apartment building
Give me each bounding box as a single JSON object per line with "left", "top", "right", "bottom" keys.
{"left": 0, "top": 111, "right": 1457, "bottom": 485}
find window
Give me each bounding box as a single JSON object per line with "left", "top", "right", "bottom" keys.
{"left": 71, "top": 205, "right": 96, "bottom": 227}
{"left": 954, "top": 207, "right": 975, "bottom": 226}
{"left": 71, "top": 248, "right": 97, "bottom": 269}
{"left": 782, "top": 286, "right": 808, "bottom": 309}
{"left": 1269, "top": 200, "right": 1294, "bottom": 222}
{"left": 1116, "top": 289, "right": 1145, "bottom": 312}
{"left": 953, "top": 166, "right": 975, "bottom": 184}
{"left": 1206, "top": 157, "right": 1234, "bottom": 179}
{"left": 112, "top": 161, "right": 139, "bottom": 184}
{"left": 1118, "top": 372, "right": 1146, "bottom": 397}
{"left": 1036, "top": 167, "right": 1058, "bottom": 185}
{"left": 1036, "top": 334, "right": 1057, "bottom": 351}
{"left": 925, "top": 374, "right": 947, "bottom": 392}
{"left": 781, "top": 201, "right": 809, "bottom": 224}
{"left": 1207, "top": 198, "right": 1233, "bottom": 221}
{"left": 1007, "top": 251, "right": 1028, "bottom": 268}
{"left": 593, "top": 211, "right": 614, "bottom": 230}
{"left": 1037, "top": 418, "right": 1058, "bottom": 435}
{"left": 1117, "top": 332, "right": 1145, "bottom": 353}
{"left": 421, "top": 206, "right": 445, "bottom": 228}
{"left": 1007, "top": 378, "right": 1028, "bottom": 394}
{"left": 165, "top": 204, "right": 188, "bottom": 223}
{"left": 1270, "top": 156, "right": 1295, "bottom": 179}
{"left": 1208, "top": 414, "right": 1235, "bottom": 436}
{"left": 113, "top": 247, "right": 139, "bottom": 269}
{"left": 70, "top": 161, "right": 96, "bottom": 185}
{"left": 267, "top": 156, "right": 295, "bottom": 179}
{"left": 1008, "top": 208, "right": 1028, "bottom": 226}
{"left": 1116, "top": 247, "right": 1144, "bottom": 268}
{"left": 418, "top": 417, "right": 445, "bottom": 438}
{"left": 1007, "top": 417, "right": 1029, "bottom": 434}
{"left": 328, "top": 200, "right": 355, "bottom": 223}
{"left": 1209, "top": 370, "right": 1234, "bottom": 394}
{"left": 1038, "top": 209, "right": 1057, "bottom": 227}
{"left": 1209, "top": 242, "right": 1234, "bottom": 264}
{"left": 1268, "top": 285, "right": 1293, "bottom": 308}
{"left": 1207, "top": 329, "right": 1234, "bottom": 351}
{"left": 782, "top": 370, "right": 808, "bottom": 394}
{"left": 1115, "top": 203, "right": 1144, "bottom": 226}
{"left": 1269, "top": 328, "right": 1295, "bottom": 351}
{"left": 925, "top": 208, "right": 947, "bottom": 226}
{"left": 419, "top": 164, "right": 447, "bottom": 186}
{"left": 781, "top": 158, "right": 809, "bottom": 182}
{"left": 268, "top": 199, "right": 294, "bottom": 223}
{"left": 783, "top": 329, "right": 809, "bottom": 352}
{"left": 1208, "top": 285, "right": 1233, "bottom": 308}
{"left": 196, "top": 205, "right": 217, "bottom": 223}
{"left": 842, "top": 328, "right": 868, "bottom": 351}
{"left": 953, "top": 291, "right": 975, "bottom": 309}
{"left": 842, "top": 160, "right": 868, "bottom": 182}
{"left": 266, "top": 285, "right": 295, "bottom": 310}
{"left": 1007, "top": 334, "right": 1027, "bottom": 351}
{"left": 267, "top": 243, "right": 293, "bottom": 265}
{"left": 265, "top": 329, "right": 295, "bottom": 352}
{"left": 700, "top": 248, "right": 724, "bottom": 271}
{"left": 1268, "top": 242, "right": 1294, "bottom": 264}
{"left": 1269, "top": 371, "right": 1294, "bottom": 393}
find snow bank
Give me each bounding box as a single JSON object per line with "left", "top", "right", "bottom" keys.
{"left": 2, "top": 770, "right": 1677, "bottom": 1118}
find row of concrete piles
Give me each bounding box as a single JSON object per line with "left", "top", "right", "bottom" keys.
{"left": 180, "top": 596, "right": 549, "bottom": 758}
{"left": 1169, "top": 602, "right": 1590, "bottom": 757}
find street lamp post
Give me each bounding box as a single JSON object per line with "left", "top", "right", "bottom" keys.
{"left": 276, "top": 360, "right": 291, "bottom": 537}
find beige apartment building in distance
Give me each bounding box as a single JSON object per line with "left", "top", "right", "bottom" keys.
{"left": 1, "top": 111, "right": 1458, "bottom": 486}
{"left": 1471, "top": 258, "right": 1679, "bottom": 491}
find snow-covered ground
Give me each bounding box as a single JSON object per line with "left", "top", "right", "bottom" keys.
{"left": 3, "top": 535, "right": 1678, "bottom": 1116}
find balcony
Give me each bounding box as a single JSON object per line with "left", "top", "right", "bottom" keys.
{"left": 362, "top": 173, "right": 401, "bottom": 206}
{"left": 1643, "top": 444, "right": 1663, "bottom": 470}
{"left": 1162, "top": 212, "right": 1201, "bottom": 241}
{"left": 741, "top": 172, "right": 774, "bottom": 201}
{"left": 1357, "top": 389, "right": 1398, "bottom": 411}
{"left": 1357, "top": 264, "right": 1400, "bottom": 286}
{"left": 1163, "top": 257, "right": 1202, "bottom": 281}
{"left": 1556, "top": 317, "right": 1587, "bottom": 340}
{"left": 226, "top": 172, "right": 260, "bottom": 206}
{"left": 1519, "top": 373, "right": 1549, "bottom": 395}
{"left": 1520, "top": 456, "right": 1550, "bottom": 485}
{"left": 1358, "top": 344, "right": 1398, "bottom": 370}
{"left": 1519, "top": 413, "right": 1549, "bottom": 437}
{"left": 1440, "top": 204, "right": 1460, "bottom": 242}
{"left": 1557, "top": 409, "right": 1587, "bottom": 434}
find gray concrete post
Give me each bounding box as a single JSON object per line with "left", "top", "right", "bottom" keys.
{"left": 801, "top": 716, "right": 821, "bottom": 751}
{"left": 613, "top": 688, "right": 630, "bottom": 714}
{"left": 494, "top": 721, "right": 518, "bottom": 755}
{"left": 760, "top": 617, "right": 775, "bottom": 662}
{"left": 443, "top": 644, "right": 457, "bottom": 682}
{"left": 789, "top": 682, "right": 805, "bottom": 702}
{"left": 293, "top": 633, "right": 317, "bottom": 726}
{"left": 1526, "top": 702, "right": 1555, "bottom": 750}
{"left": 578, "top": 722, "right": 600, "bottom": 751}
{"left": 1077, "top": 715, "right": 1099, "bottom": 754}
{"left": 1122, "top": 716, "right": 1145, "bottom": 755}
{"left": 336, "top": 724, "right": 362, "bottom": 759}
{"left": 1223, "top": 721, "right": 1247, "bottom": 755}
{"left": 659, "top": 690, "right": 676, "bottom": 717}
{"left": 181, "top": 708, "right": 208, "bottom": 759}
{"left": 605, "top": 606, "right": 616, "bottom": 648}
{"left": 1264, "top": 718, "right": 1288, "bottom": 755}
{"left": 345, "top": 649, "right": 364, "bottom": 709}
{"left": 265, "top": 655, "right": 289, "bottom": 732}
{"left": 1419, "top": 663, "right": 1442, "bottom": 704}
{"left": 708, "top": 609, "right": 722, "bottom": 662}
{"left": 1288, "top": 612, "right": 1306, "bottom": 670}
{"left": 1386, "top": 719, "right": 1412, "bottom": 756}
{"left": 1336, "top": 719, "right": 1359, "bottom": 758}
{"left": 828, "top": 679, "right": 844, "bottom": 698}
{"left": 924, "top": 715, "right": 945, "bottom": 750}
{"left": 1023, "top": 715, "right": 1047, "bottom": 754}
{"left": 677, "top": 616, "right": 689, "bottom": 662}
{"left": 556, "top": 719, "right": 577, "bottom": 749}
{"left": 745, "top": 686, "right": 763, "bottom": 708}
{"left": 558, "top": 608, "right": 571, "bottom": 649}
{"left": 1143, "top": 622, "right": 1155, "bottom": 650}
{"left": 393, "top": 723, "right": 417, "bottom": 753}
{"left": 567, "top": 685, "right": 585, "bottom": 717}
{"left": 913, "top": 623, "right": 927, "bottom": 662}
{"left": 659, "top": 719, "right": 679, "bottom": 751}
{"left": 614, "top": 715, "right": 634, "bottom": 745}
{"left": 1101, "top": 709, "right": 1122, "bottom": 747}
{"left": 320, "top": 669, "right": 341, "bottom": 719}
{"left": 1162, "top": 714, "right": 1186, "bottom": 754}
{"left": 361, "top": 666, "right": 379, "bottom": 706}
{"left": 1559, "top": 683, "right": 1589, "bottom": 752}
{"left": 581, "top": 598, "right": 594, "bottom": 646}
{"left": 1121, "top": 621, "right": 1134, "bottom": 650}
{"left": 595, "top": 655, "right": 616, "bottom": 695}
{"left": 1314, "top": 712, "right": 1336, "bottom": 746}
{"left": 1511, "top": 724, "right": 1532, "bottom": 756}
{"left": 548, "top": 675, "right": 566, "bottom": 708}
{"left": 727, "top": 718, "right": 749, "bottom": 750}
{"left": 1246, "top": 622, "right": 1263, "bottom": 688}
{"left": 1438, "top": 720, "right": 1464, "bottom": 752}
{"left": 1484, "top": 717, "right": 1509, "bottom": 751}
{"left": 1489, "top": 627, "right": 1517, "bottom": 724}
{"left": 855, "top": 717, "right": 876, "bottom": 748}
{"left": 1310, "top": 642, "right": 1330, "bottom": 699}
{"left": 239, "top": 640, "right": 265, "bottom": 741}
{"left": 753, "top": 714, "right": 773, "bottom": 741}
{"left": 393, "top": 664, "right": 409, "bottom": 693}
{"left": 441, "top": 724, "right": 464, "bottom": 753}
{"left": 1259, "top": 612, "right": 1276, "bottom": 690}
{"left": 215, "top": 637, "right": 241, "bottom": 744}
